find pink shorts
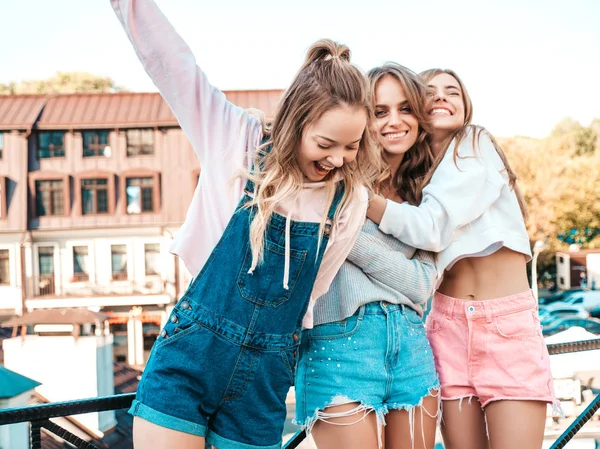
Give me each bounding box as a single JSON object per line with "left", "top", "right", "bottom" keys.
{"left": 426, "top": 290, "right": 556, "bottom": 408}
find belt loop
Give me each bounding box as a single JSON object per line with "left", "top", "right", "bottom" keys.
{"left": 485, "top": 303, "right": 493, "bottom": 323}
{"left": 447, "top": 299, "right": 454, "bottom": 321}
{"left": 358, "top": 305, "right": 366, "bottom": 321}
{"left": 400, "top": 304, "right": 406, "bottom": 315}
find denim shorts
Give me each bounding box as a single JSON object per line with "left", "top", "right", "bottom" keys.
{"left": 295, "top": 302, "right": 439, "bottom": 429}
{"left": 427, "top": 290, "right": 558, "bottom": 410}
{"left": 129, "top": 296, "right": 300, "bottom": 449}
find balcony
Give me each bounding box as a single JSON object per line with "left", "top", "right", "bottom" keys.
{"left": 25, "top": 275, "right": 173, "bottom": 308}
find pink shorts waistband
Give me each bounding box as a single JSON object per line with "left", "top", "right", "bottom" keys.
{"left": 432, "top": 290, "right": 536, "bottom": 320}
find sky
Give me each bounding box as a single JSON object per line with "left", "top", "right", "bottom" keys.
{"left": 1, "top": 0, "right": 598, "bottom": 138}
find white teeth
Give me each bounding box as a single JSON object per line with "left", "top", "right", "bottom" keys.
{"left": 430, "top": 108, "right": 451, "bottom": 116}
{"left": 384, "top": 131, "right": 408, "bottom": 139}
{"left": 315, "top": 161, "right": 333, "bottom": 172}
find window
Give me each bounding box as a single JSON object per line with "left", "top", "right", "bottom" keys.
{"left": 0, "top": 132, "right": 3, "bottom": 159}
{"left": 82, "top": 178, "right": 108, "bottom": 215}
{"left": 38, "top": 132, "right": 65, "bottom": 159}
{"left": 127, "top": 129, "right": 154, "bottom": 156}
{"left": 0, "top": 249, "right": 9, "bottom": 285}
{"left": 144, "top": 243, "right": 160, "bottom": 275}
{"left": 38, "top": 246, "right": 55, "bottom": 295}
{"left": 0, "top": 176, "right": 5, "bottom": 219}
{"left": 35, "top": 180, "right": 64, "bottom": 216}
{"left": 559, "top": 256, "right": 564, "bottom": 264}
{"left": 120, "top": 170, "right": 160, "bottom": 215}
{"left": 72, "top": 246, "right": 89, "bottom": 281}
{"left": 39, "top": 247, "right": 55, "bottom": 275}
{"left": 83, "top": 131, "right": 109, "bottom": 157}
{"left": 126, "top": 177, "right": 154, "bottom": 213}
{"left": 111, "top": 244, "right": 128, "bottom": 280}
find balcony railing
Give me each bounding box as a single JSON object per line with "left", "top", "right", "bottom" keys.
{"left": 26, "top": 275, "right": 168, "bottom": 298}
{"left": 1, "top": 339, "right": 599, "bottom": 449}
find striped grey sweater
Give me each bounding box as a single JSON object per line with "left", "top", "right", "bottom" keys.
{"left": 313, "top": 219, "right": 437, "bottom": 326}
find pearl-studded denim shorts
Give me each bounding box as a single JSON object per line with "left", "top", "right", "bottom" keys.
{"left": 295, "top": 301, "right": 439, "bottom": 431}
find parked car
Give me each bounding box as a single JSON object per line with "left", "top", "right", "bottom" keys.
{"left": 562, "top": 291, "right": 600, "bottom": 311}
{"left": 538, "top": 305, "right": 589, "bottom": 326}
{"left": 542, "top": 317, "right": 600, "bottom": 337}
{"left": 539, "top": 289, "right": 584, "bottom": 306}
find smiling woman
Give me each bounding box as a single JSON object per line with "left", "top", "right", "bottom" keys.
{"left": 298, "top": 105, "right": 365, "bottom": 182}
{"left": 108, "top": 1, "right": 383, "bottom": 448}
{"left": 366, "top": 67, "right": 559, "bottom": 449}
{"left": 294, "top": 63, "right": 439, "bottom": 449}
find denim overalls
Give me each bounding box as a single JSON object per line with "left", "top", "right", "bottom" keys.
{"left": 130, "top": 174, "right": 345, "bottom": 449}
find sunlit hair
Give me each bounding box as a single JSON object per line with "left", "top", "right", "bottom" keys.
{"left": 368, "top": 63, "right": 434, "bottom": 205}
{"left": 243, "top": 39, "right": 382, "bottom": 270}
{"left": 419, "top": 68, "right": 527, "bottom": 219}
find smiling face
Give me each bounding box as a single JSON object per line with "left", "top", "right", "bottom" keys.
{"left": 426, "top": 73, "right": 466, "bottom": 139}
{"left": 373, "top": 75, "right": 419, "bottom": 164}
{"left": 297, "top": 104, "right": 367, "bottom": 182}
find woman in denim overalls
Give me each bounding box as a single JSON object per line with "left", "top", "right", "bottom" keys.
{"left": 110, "top": 1, "right": 382, "bottom": 448}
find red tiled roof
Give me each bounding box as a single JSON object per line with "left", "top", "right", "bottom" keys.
{"left": 0, "top": 89, "right": 284, "bottom": 131}
{"left": 36, "top": 92, "right": 179, "bottom": 130}
{"left": 0, "top": 95, "right": 47, "bottom": 131}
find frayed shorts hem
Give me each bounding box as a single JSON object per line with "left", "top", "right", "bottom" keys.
{"left": 440, "top": 394, "right": 561, "bottom": 413}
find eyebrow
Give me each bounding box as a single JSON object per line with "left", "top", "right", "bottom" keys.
{"left": 315, "top": 135, "right": 362, "bottom": 144}
{"left": 375, "top": 100, "right": 409, "bottom": 108}
{"left": 428, "top": 84, "right": 460, "bottom": 91}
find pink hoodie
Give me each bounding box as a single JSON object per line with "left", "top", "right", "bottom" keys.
{"left": 111, "top": 0, "right": 368, "bottom": 327}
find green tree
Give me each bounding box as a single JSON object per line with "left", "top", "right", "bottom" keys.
{"left": 551, "top": 117, "right": 597, "bottom": 156}
{"left": 500, "top": 119, "right": 600, "bottom": 284}
{"left": 0, "top": 72, "right": 127, "bottom": 95}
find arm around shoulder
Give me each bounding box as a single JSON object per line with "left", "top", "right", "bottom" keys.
{"left": 378, "top": 129, "right": 505, "bottom": 251}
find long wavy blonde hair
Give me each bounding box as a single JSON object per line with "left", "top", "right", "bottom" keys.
{"left": 419, "top": 68, "right": 528, "bottom": 218}
{"left": 244, "top": 39, "right": 381, "bottom": 270}
{"left": 368, "top": 63, "right": 434, "bottom": 205}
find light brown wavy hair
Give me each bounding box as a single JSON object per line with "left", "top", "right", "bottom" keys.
{"left": 244, "top": 39, "right": 382, "bottom": 270}
{"left": 368, "top": 63, "right": 434, "bottom": 205}
{"left": 419, "top": 68, "right": 527, "bottom": 218}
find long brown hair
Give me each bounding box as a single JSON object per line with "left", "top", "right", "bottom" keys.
{"left": 244, "top": 39, "right": 382, "bottom": 269}
{"left": 368, "top": 63, "right": 434, "bottom": 205}
{"left": 419, "top": 68, "right": 528, "bottom": 218}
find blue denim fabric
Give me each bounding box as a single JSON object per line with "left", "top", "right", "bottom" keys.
{"left": 295, "top": 302, "right": 439, "bottom": 426}
{"left": 130, "top": 177, "right": 344, "bottom": 449}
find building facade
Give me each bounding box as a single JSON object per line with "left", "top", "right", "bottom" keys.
{"left": 0, "top": 89, "right": 283, "bottom": 366}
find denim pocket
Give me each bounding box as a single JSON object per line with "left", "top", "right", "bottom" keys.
{"left": 494, "top": 308, "right": 540, "bottom": 339}
{"left": 237, "top": 239, "right": 308, "bottom": 308}
{"left": 308, "top": 310, "right": 364, "bottom": 341}
{"left": 425, "top": 313, "right": 447, "bottom": 334}
{"left": 154, "top": 306, "right": 200, "bottom": 350}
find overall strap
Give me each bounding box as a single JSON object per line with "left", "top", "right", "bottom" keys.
{"left": 326, "top": 182, "right": 346, "bottom": 221}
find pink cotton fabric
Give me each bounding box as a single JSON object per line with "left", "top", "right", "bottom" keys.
{"left": 426, "top": 290, "right": 556, "bottom": 408}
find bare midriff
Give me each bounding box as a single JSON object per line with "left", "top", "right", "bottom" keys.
{"left": 437, "top": 247, "right": 530, "bottom": 301}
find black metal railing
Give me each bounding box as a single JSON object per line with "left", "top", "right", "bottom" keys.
{"left": 1, "top": 339, "right": 599, "bottom": 449}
